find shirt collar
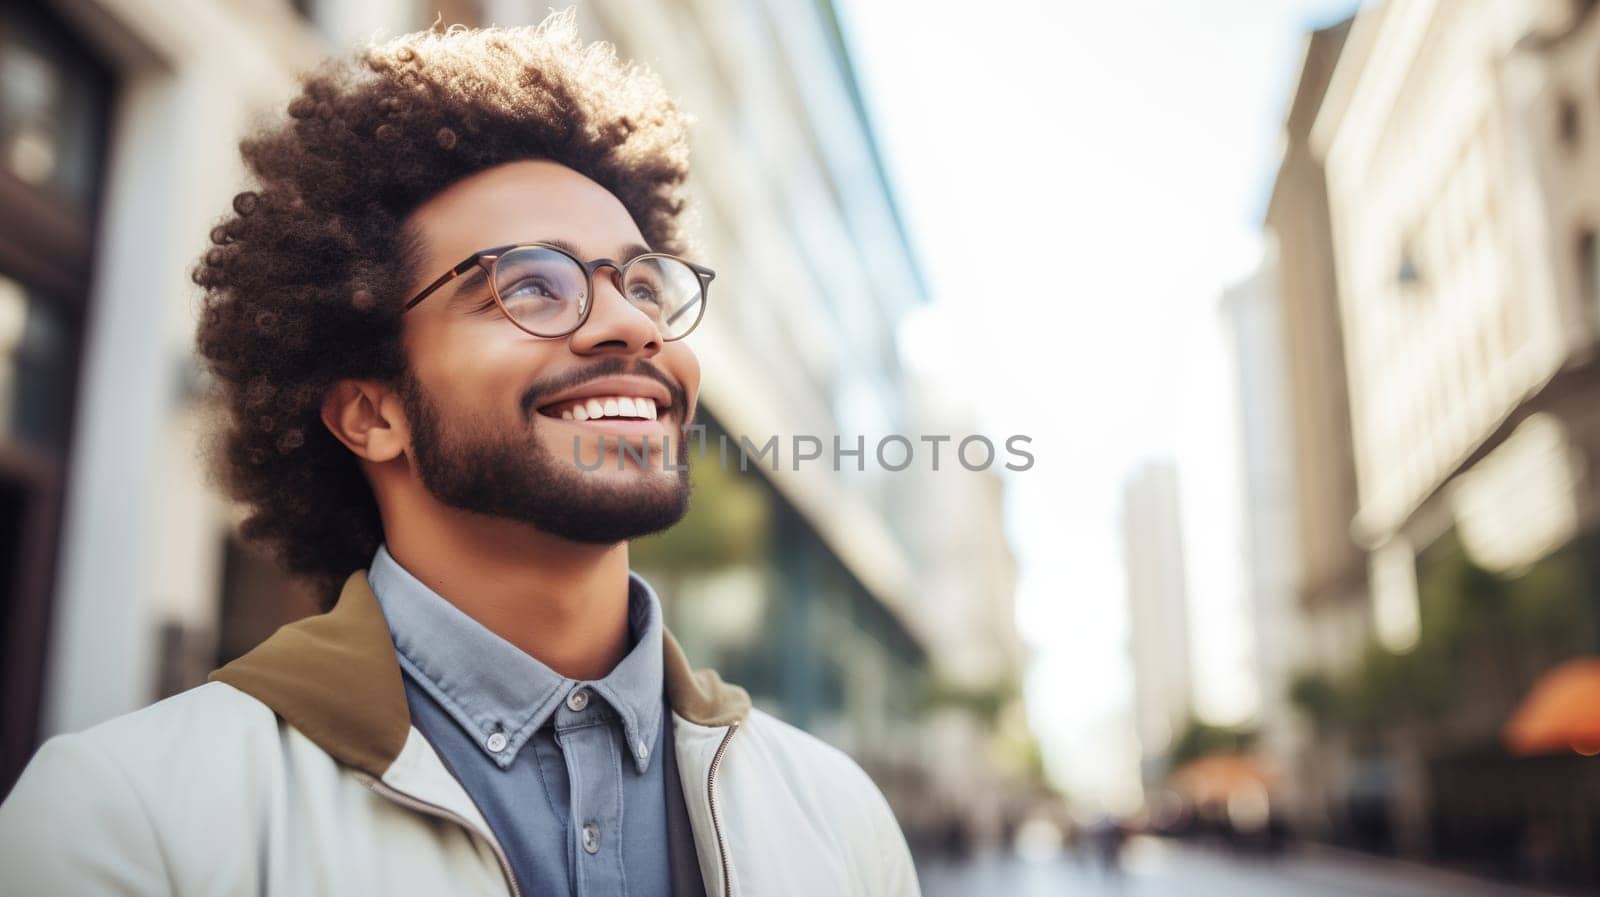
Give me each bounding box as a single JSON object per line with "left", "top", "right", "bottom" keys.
{"left": 367, "top": 543, "right": 665, "bottom": 774}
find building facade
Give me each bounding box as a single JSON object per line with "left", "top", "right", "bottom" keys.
{"left": 1310, "top": 0, "right": 1600, "bottom": 637}
{"left": 1218, "top": 254, "right": 1312, "bottom": 825}
{"left": 1265, "top": 16, "right": 1368, "bottom": 689}
{"left": 1120, "top": 459, "right": 1194, "bottom": 794}
{"left": 1261, "top": 15, "right": 1373, "bottom": 841}
{"left": 1270, "top": 0, "right": 1600, "bottom": 877}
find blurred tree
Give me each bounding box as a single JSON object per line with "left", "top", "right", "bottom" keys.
{"left": 917, "top": 673, "right": 1021, "bottom": 727}
{"left": 1288, "top": 669, "right": 1340, "bottom": 735}
{"left": 1006, "top": 732, "right": 1052, "bottom": 792}
{"left": 1287, "top": 527, "right": 1597, "bottom": 747}
{"left": 918, "top": 678, "right": 1054, "bottom": 792}
{"left": 1167, "top": 716, "right": 1259, "bottom": 768}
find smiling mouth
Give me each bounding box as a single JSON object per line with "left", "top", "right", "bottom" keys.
{"left": 536, "top": 394, "right": 664, "bottom": 422}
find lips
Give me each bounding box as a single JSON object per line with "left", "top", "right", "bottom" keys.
{"left": 539, "top": 394, "right": 659, "bottom": 422}
{"left": 534, "top": 374, "right": 672, "bottom": 415}
{"left": 535, "top": 395, "right": 676, "bottom": 439}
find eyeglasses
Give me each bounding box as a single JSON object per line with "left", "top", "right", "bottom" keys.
{"left": 402, "top": 242, "right": 715, "bottom": 341}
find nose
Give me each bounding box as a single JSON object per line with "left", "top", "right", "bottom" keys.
{"left": 567, "top": 262, "right": 662, "bottom": 357}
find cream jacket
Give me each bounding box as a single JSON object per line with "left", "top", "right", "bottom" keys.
{"left": 0, "top": 571, "right": 921, "bottom": 896}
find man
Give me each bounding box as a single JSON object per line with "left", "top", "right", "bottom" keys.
{"left": 0, "top": 14, "right": 920, "bottom": 897}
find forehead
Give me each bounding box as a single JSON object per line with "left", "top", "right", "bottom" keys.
{"left": 408, "top": 159, "right": 648, "bottom": 264}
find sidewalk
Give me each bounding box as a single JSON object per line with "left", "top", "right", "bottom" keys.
{"left": 917, "top": 836, "right": 1581, "bottom": 897}
{"left": 1280, "top": 841, "right": 1578, "bottom": 897}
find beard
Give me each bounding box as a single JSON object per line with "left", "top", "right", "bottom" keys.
{"left": 400, "top": 371, "right": 691, "bottom": 544}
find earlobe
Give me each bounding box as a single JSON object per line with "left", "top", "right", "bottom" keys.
{"left": 320, "top": 380, "right": 406, "bottom": 463}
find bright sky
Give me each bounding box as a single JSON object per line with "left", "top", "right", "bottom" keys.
{"left": 837, "top": 0, "right": 1362, "bottom": 807}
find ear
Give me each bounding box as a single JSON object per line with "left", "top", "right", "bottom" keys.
{"left": 321, "top": 379, "right": 408, "bottom": 463}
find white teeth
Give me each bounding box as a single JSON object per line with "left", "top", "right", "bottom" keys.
{"left": 553, "top": 395, "right": 663, "bottom": 420}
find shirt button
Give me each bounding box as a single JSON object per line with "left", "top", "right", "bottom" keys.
{"left": 486, "top": 731, "right": 508, "bottom": 753}
{"left": 581, "top": 821, "right": 601, "bottom": 854}
{"left": 566, "top": 687, "right": 590, "bottom": 712}
{"left": 635, "top": 739, "right": 649, "bottom": 761}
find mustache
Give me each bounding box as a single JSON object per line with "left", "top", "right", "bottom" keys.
{"left": 519, "top": 358, "right": 687, "bottom": 419}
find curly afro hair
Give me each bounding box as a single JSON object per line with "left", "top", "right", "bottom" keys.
{"left": 193, "top": 12, "right": 693, "bottom": 607}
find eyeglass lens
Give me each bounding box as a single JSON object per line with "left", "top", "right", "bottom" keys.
{"left": 493, "top": 246, "right": 704, "bottom": 339}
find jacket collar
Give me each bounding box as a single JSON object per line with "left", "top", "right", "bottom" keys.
{"left": 208, "top": 569, "right": 751, "bottom": 779}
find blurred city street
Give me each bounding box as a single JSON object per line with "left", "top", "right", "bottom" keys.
{"left": 920, "top": 838, "right": 1569, "bottom": 897}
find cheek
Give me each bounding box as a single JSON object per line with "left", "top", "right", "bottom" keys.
{"left": 665, "top": 345, "right": 701, "bottom": 410}
{"left": 422, "top": 325, "right": 556, "bottom": 412}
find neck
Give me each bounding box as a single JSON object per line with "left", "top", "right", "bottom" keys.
{"left": 382, "top": 503, "right": 633, "bottom": 682}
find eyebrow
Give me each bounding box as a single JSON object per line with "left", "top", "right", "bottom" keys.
{"left": 444, "top": 239, "right": 656, "bottom": 307}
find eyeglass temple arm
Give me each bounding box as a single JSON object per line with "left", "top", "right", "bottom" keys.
{"left": 403, "top": 255, "right": 486, "bottom": 311}
{"left": 665, "top": 266, "right": 715, "bottom": 327}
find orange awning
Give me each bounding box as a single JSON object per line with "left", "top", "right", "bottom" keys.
{"left": 1168, "top": 753, "right": 1275, "bottom": 804}
{"left": 1504, "top": 657, "right": 1600, "bottom": 756}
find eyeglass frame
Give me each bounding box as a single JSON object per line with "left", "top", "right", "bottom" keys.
{"left": 401, "top": 241, "right": 716, "bottom": 341}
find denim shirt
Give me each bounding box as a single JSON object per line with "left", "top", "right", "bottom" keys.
{"left": 368, "top": 544, "right": 704, "bottom": 896}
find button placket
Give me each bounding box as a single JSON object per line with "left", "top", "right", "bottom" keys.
{"left": 557, "top": 710, "right": 624, "bottom": 890}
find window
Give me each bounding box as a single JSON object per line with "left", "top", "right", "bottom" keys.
{"left": 1558, "top": 94, "right": 1582, "bottom": 150}
{"left": 1579, "top": 229, "right": 1600, "bottom": 332}
{"left": 1396, "top": 238, "right": 1424, "bottom": 291}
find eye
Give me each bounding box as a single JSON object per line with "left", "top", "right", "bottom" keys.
{"left": 628, "top": 282, "right": 662, "bottom": 305}
{"left": 501, "top": 277, "right": 561, "bottom": 303}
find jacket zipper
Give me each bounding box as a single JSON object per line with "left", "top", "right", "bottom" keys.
{"left": 358, "top": 773, "right": 524, "bottom": 897}
{"left": 706, "top": 720, "right": 741, "bottom": 897}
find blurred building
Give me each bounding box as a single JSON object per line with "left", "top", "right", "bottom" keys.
{"left": 0, "top": 0, "right": 328, "bottom": 796}
{"left": 0, "top": 0, "right": 1029, "bottom": 843}
{"left": 1218, "top": 253, "right": 1309, "bottom": 825}
{"left": 1120, "top": 459, "right": 1194, "bottom": 795}
{"left": 1258, "top": 0, "right": 1600, "bottom": 884}
{"left": 894, "top": 375, "right": 1030, "bottom": 851}
{"left": 1265, "top": 16, "right": 1366, "bottom": 706}
{"left": 1262, "top": 14, "right": 1370, "bottom": 842}
{"left": 1311, "top": 0, "right": 1600, "bottom": 646}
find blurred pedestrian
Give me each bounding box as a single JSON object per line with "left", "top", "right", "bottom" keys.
{"left": 1083, "top": 815, "right": 1126, "bottom": 876}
